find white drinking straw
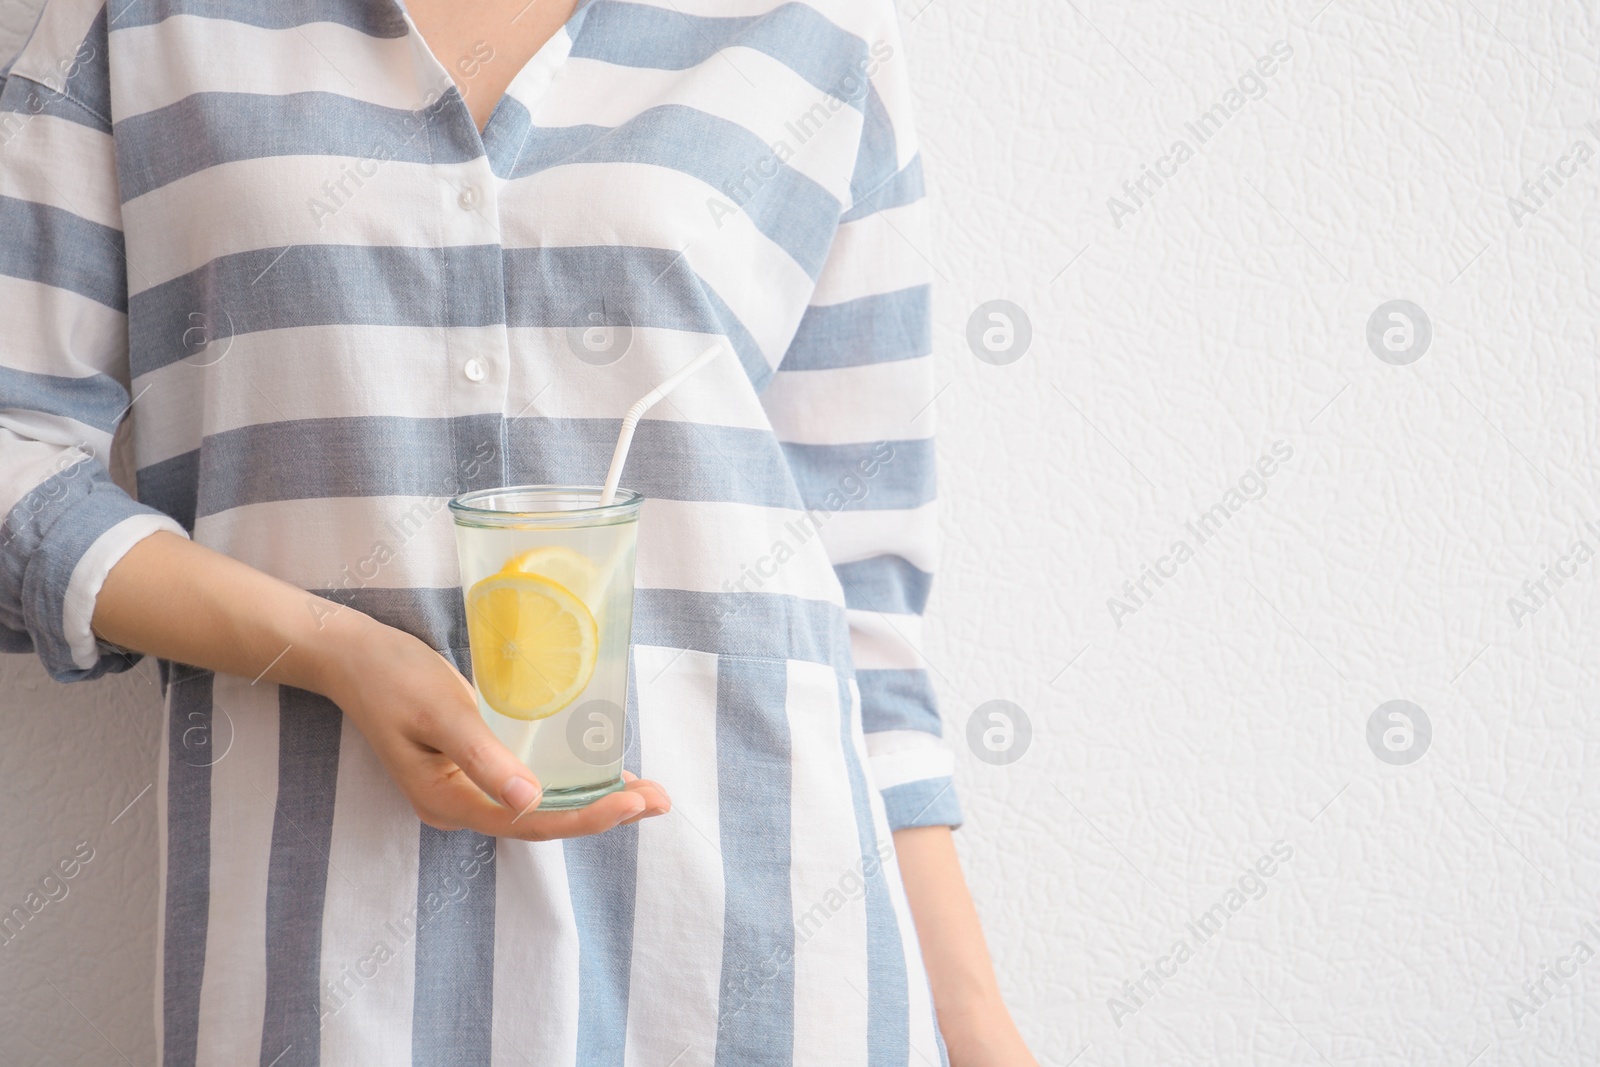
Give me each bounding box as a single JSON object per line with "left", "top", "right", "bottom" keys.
{"left": 598, "top": 341, "right": 727, "bottom": 506}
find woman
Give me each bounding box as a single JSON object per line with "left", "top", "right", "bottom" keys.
{"left": 0, "top": 0, "right": 1037, "bottom": 1062}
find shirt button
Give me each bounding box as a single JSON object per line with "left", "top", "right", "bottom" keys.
{"left": 458, "top": 186, "right": 480, "bottom": 210}
{"left": 463, "top": 359, "right": 486, "bottom": 382}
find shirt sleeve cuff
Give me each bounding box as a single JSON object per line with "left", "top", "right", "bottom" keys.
{"left": 864, "top": 729, "right": 963, "bottom": 830}
{"left": 0, "top": 458, "right": 188, "bottom": 681}
{"left": 63, "top": 512, "right": 189, "bottom": 670}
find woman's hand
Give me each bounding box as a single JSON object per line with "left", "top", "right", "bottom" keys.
{"left": 315, "top": 612, "right": 671, "bottom": 840}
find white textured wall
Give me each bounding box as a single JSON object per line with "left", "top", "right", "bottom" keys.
{"left": 4, "top": 1, "right": 1599, "bottom": 1063}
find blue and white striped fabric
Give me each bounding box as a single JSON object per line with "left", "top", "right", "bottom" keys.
{"left": 1, "top": 0, "right": 960, "bottom": 1063}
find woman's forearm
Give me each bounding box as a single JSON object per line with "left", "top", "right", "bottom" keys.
{"left": 893, "top": 825, "right": 1036, "bottom": 1066}
{"left": 90, "top": 530, "right": 369, "bottom": 694}
{"left": 90, "top": 530, "right": 670, "bottom": 839}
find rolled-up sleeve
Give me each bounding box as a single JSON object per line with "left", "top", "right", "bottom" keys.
{"left": 759, "top": 8, "right": 960, "bottom": 831}
{"left": 0, "top": 11, "right": 188, "bottom": 682}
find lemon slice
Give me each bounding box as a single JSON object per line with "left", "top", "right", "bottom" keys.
{"left": 465, "top": 574, "right": 598, "bottom": 721}
{"left": 499, "top": 546, "right": 606, "bottom": 610}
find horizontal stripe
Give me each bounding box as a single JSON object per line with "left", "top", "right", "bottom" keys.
{"left": 0, "top": 74, "right": 106, "bottom": 132}
{"left": 0, "top": 110, "right": 123, "bottom": 230}
{"left": 854, "top": 669, "right": 940, "bottom": 735}
{"left": 120, "top": 154, "right": 789, "bottom": 389}
{"left": 843, "top": 610, "right": 925, "bottom": 672}
{"left": 115, "top": 90, "right": 472, "bottom": 200}
{"left": 849, "top": 82, "right": 897, "bottom": 208}
{"left": 108, "top": 0, "right": 409, "bottom": 38}
{"left": 135, "top": 449, "right": 198, "bottom": 532}
{"left": 509, "top": 106, "right": 840, "bottom": 278}
{"left": 315, "top": 585, "right": 852, "bottom": 669}
{"left": 170, "top": 415, "right": 797, "bottom": 519}
{"left": 127, "top": 244, "right": 505, "bottom": 375}
{"left": 818, "top": 505, "right": 938, "bottom": 573}
{"left": 495, "top": 169, "right": 803, "bottom": 380}
{"left": 0, "top": 275, "right": 126, "bottom": 379}
{"left": 112, "top": 16, "right": 427, "bottom": 120}
{"left": 782, "top": 287, "right": 930, "bottom": 371}
{"left": 549, "top": 52, "right": 861, "bottom": 205}
{"left": 811, "top": 203, "right": 930, "bottom": 307}
{"left": 878, "top": 776, "right": 961, "bottom": 831}
{"left": 782, "top": 439, "right": 934, "bottom": 511}
{"left": 0, "top": 364, "right": 129, "bottom": 433}
{"left": 637, "top": 587, "right": 850, "bottom": 667}
{"left": 126, "top": 242, "right": 774, "bottom": 385}
{"left": 191, "top": 495, "right": 845, "bottom": 606}
{"left": 762, "top": 359, "right": 935, "bottom": 446}
{"left": 575, "top": 2, "right": 873, "bottom": 108}
{"left": 841, "top": 154, "right": 923, "bottom": 223}
{"left": 832, "top": 556, "right": 932, "bottom": 615}
{"left": 0, "top": 195, "right": 125, "bottom": 310}
{"left": 128, "top": 324, "right": 771, "bottom": 465}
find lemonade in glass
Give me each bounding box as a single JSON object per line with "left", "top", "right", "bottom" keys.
{"left": 448, "top": 486, "right": 641, "bottom": 809}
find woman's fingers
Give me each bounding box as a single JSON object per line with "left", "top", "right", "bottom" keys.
{"left": 399, "top": 739, "right": 672, "bottom": 840}
{"left": 404, "top": 694, "right": 545, "bottom": 817}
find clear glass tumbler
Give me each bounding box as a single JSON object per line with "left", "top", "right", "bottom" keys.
{"left": 447, "top": 485, "right": 641, "bottom": 809}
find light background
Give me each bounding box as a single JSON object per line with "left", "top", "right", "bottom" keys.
{"left": 4, "top": 1, "right": 1599, "bottom": 1064}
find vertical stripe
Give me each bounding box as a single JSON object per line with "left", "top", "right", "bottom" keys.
{"left": 836, "top": 674, "right": 909, "bottom": 1066}
{"left": 410, "top": 827, "right": 499, "bottom": 1066}
{"left": 194, "top": 675, "right": 280, "bottom": 1066}
{"left": 623, "top": 646, "right": 725, "bottom": 1067}
{"left": 317, "top": 713, "right": 422, "bottom": 1064}
{"left": 564, "top": 657, "right": 643, "bottom": 1066}
{"left": 410, "top": 648, "right": 500, "bottom": 1067}
{"left": 489, "top": 840, "right": 581, "bottom": 1067}
{"left": 259, "top": 686, "right": 344, "bottom": 1067}
{"left": 712, "top": 657, "right": 794, "bottom": 1066}
{"left": 846, "top": 678, "right": 943, "bottom": 1065}
{"left": 161, "top": 666, "right": 213, "bottom": 1067}
{"left": 786, "top": 659, "right": 869, "bottom": 1064}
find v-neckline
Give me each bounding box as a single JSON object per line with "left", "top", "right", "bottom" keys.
{"left": 387, "top": 0, "right": 592, "bottom": 145}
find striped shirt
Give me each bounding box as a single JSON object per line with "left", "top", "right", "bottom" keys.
{"left": 0, "top": 0, "right": 958, "bottom": 1063}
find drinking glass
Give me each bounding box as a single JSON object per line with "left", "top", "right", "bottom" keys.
{"left": 448, "top": 485, "right": 641, "bottom": 809}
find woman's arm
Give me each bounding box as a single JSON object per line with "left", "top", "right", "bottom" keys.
{"left": 93, "top": 531, "right": 669, "bottom": 838}
{"left": 894, "top": 826, "right": 1038, "bottom": 1067}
